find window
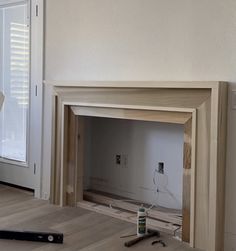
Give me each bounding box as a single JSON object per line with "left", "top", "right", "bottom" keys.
{"left": 0, "top": 1, "right": 30, "bottom": 162}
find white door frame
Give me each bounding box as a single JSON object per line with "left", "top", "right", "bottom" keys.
{"left": 0, "top": 0, "right": 44, "bottom": 198}
{"left": 30, "top": 0, "right": 44, "bottom": 198}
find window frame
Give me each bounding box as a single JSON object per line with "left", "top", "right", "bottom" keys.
{"left": 0, "top": 0, "right": 31, "bottom": 165}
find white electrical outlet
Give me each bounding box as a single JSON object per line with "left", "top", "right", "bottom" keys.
{"left": 232, "top": 90, "right": 236, "bottom": 110}
{"left": 115, "top": 154, "right": 128, "bottom": 168}
{"left": 115, "top": 154, "right": 121, "bottom": 166}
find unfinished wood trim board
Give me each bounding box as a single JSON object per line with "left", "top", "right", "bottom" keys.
{"left": 48, "top": 81, "right": 228, "bottom": 251}
{"left": 83, "top": 190, "right": 182, "bottom": 226}
{"left": 77, "top": 200, "right": 181, "bottom": 236}
{"left": 182, "top": 118, "right": 192, "bottom": 243}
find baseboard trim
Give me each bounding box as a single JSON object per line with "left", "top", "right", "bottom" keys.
{"left": 0, "top": 181, "right": 34, "bottom": 193}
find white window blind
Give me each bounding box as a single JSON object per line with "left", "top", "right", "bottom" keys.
{"left": 0, "top": 2, "right": 30, "bottom": 162}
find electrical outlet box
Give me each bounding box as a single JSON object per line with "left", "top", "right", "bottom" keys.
{"left": 115, "top": 154, "right": 128, "bottom": 168}
{"left": 116, "top": 155, "right": 121, "bottom": 165}
{"left": 158, "top": 162, "right": 164, "bottom": 174}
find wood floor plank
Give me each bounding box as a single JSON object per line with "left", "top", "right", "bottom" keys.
{"left": 0, "top": 185, "right": 199, "bottom": 251}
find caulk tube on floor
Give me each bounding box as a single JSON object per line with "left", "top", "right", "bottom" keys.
{"left": 137, "top": 206, "right": 146, "bottom": 237}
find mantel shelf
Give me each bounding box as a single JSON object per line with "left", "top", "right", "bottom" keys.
{"left": 44, "top": 80, "right": 222, "bottom": 89}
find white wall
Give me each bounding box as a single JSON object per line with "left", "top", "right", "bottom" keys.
{"left": 44, "top": 0, "right": 236, "bottom": 249}
{"left": 84, "top": 117, "right": 183, "bottom": 210}
{"left": 0, "top": 9, "right": 3, "bottom": 89}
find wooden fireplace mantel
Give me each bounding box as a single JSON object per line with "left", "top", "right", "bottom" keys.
{"left": 46, "top": 81, "right": 228, "bottom": 251}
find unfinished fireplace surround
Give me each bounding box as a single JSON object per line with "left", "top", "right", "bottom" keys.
{"left": 48, "top": 81, "right": 227, "bottom": 251}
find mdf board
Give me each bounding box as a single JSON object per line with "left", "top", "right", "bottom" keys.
{"left": 194, "top": 97, "right": 211, "bottom": 249}
{"left": 208, "top": 84, "right": 228, "bottom": 251}
{"left": 54, "top": 87, "right": 211, "bottom": 110}
{"left": 60, "top": 107, "right": 84, "bottom": 206}
{"left": 71, "top": 106, "right": 192, "bottom": 124}
{"left": 48, "top": 81, "right": 227, "bottom": 251}
{"left": 65, "top": 107, "right": 79, "bottom": 206}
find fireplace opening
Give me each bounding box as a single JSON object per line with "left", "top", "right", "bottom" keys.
{"left": 51, "top": 83, "right": 227, "bottom": 250}
{"left": 79, "top": 116, "right": 184, "bottom": 239}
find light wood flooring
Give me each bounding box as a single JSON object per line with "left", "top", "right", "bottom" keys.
{"left": 0, "top": 184, "right": 200, "bottom": 251}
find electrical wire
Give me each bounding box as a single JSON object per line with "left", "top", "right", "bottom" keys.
{"left": 147, "top": 167, "right": 181, "bottom": 213}
{"left": 109, "top": 167, "right": 181, "bottom": 214}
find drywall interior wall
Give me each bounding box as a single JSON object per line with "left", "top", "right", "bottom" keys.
{"left": 43, "top": 1, "right": 236, "bottom": 249}
{"left": 45, "top": 0, "right": 236, "bottom": 81}
{"left": 84, "top": 117, "right": 184, "bottom": 210}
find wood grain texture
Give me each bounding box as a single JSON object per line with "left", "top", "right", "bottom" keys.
{"left": 182, "top": 118, "right": 192, "bottom": 243}
{"left": 83, "top": 190, "right": 182, "bottom": 225}
{"left": 60, "top": 107, "right": 85, "bottom": 206}
{"left": 51, "top": 95, "right": 62, "bottom": 205}
{"left": 54, "top": 87, "right": 211, "bottom": 110}
{"left": 190, "top": 110, "right": 197, "bottom": 247}
{"left": 77, "top": 200, "right": 180, "bottom": 235}
{"left": 61, "top": 105, "right": 69, "bottom": 206}
{"left": 194, "top": 97, "right": 211, "bottom": 249}
{"left": 184, "top": 118, "right": 192, "bottom": 170}
{"left": 65, "top": 107, "right": 78, "bottom": 206}
{"left": 50, "top": 81, "right": 228, "bottom": 251}
{"left": 71, "top": 106, "right": 192, "bottom": 124}
{"left": 0, "top": 184, "right": 200, "bottom": 251}
{"left": 215, "top": 83, "right": 227, "bottom": 251}
{"left": 76, "top": 116, "right": 85, "bottom": 202}
{"left": 208, "top": 83, "right": 228, "bottom": 251}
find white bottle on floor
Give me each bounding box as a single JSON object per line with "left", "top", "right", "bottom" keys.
{"left": 137, "top": 206, "right": 146, "bottom": 237}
